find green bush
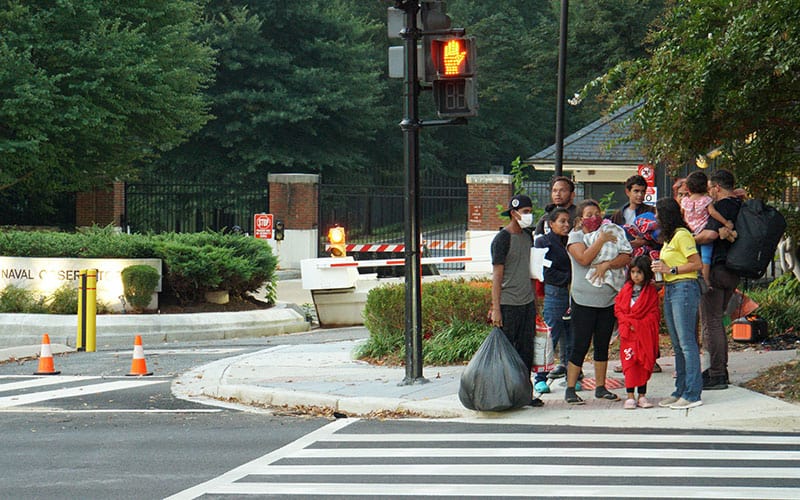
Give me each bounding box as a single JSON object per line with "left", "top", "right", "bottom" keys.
{"left": 0, "top": 284, "right": 113, "bottom": 315}
{"left": 46, "top": 285, "right": 79, "bottom": 314}
{"left": 745, "top": 273, "right": 800, "bottom": 336}
{"left": 423, "top": 318, "right": 491, "bottom": 365}
{"left": 0, "top": 225, "right": 155, "bottom": 258}
{"left": 153, "top": 232, "right": 277, "bottom": 305}
{"left": 0, "top": 285, "right": 47, "bottom": 313}
{"left": 358, "top": 278, "right": 492, "bottom": 364}
{"left": 121, "top": 265, "right": 161, "bottom": 311}
{"left": 0, "top": 228, "right": 278, "bottom": 309}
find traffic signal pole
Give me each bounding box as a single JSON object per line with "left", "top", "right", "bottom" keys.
{"left": 393, "top": 0, "right": 472, "bottom": 385}
{"left": 554, "top": 0, "right": 569, "bottom": 177}
{"left": 398, "top": 0, "right": 426, "bottom": 385}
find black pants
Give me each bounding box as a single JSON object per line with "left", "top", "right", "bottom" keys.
{"left": 500, "top": 301, "right": 536, "bottom": 374}
{"left": 700, "top": 264, "right": 739, "bottom": 378}
{"left": 569, "top": 302, "right": 616, "bottom": 366}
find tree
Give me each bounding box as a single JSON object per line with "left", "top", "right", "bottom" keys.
{"left": 0, "top": 0, "right": 215, "bottom": 220}
{"left": 150, "top": 1, "right": 388, "bottom": 185}
{"left": 565, "top": 0, "right": 665, "bottom": 131}
{"left": 430, "top": 0, "right": 665, "bottom": 176}
{"left": 585, "top": 0, "right": 800, "bottom": 198}
{"left": 424, "top": 1, "right": 556, "bottom": 175}
{"left": 148, "top": 0, "right": 665, "bottom": 186}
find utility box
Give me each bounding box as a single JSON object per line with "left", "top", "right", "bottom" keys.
{"left": 301, "top": 257, "right": 365, "bottom": 327}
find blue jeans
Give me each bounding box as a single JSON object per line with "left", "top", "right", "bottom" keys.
{"left": 535, "top": 284, "right": 571, "bottom": 383}
{"left": 663, "top": 279, "right": 702, "bottom": 402}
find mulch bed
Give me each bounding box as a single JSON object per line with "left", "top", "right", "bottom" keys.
{"left": 727, "top": 330, "right": 800, "bottom": 352}
{"left": 155, "top": 295, "right": 272, "bottom": 314}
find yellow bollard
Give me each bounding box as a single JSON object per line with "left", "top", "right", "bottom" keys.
{"left": 76, "top": 269, "right": 97, "bottom": 352}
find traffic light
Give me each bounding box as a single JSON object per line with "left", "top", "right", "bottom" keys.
{"left": 274, "top": 220, "right": 285, "bottom": 241}
{"left": 430, "top": 36, "right": 478, "bottom": 118}
{"left": 327, "top": 226, "right": 346, "bottom": 257}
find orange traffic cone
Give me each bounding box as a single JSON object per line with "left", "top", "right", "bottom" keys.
{"left": 34, "top": 334, "right": 61, "bottom": 375}
{"left": 126, "top": 335, "right": 153, "bottom": 376}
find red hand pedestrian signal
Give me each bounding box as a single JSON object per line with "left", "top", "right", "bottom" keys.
{"left": 442, "top": 39, "right": 466, "bottom": 76}
{"left": 430, "top": 36, "right": 475, "bottom": 79}
{"left": 430, "top": 36, "right": 477, "bottom": 118}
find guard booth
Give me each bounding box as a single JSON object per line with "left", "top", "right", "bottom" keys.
{"left": 525, "top": 104, "right": 668, "bottom": 207}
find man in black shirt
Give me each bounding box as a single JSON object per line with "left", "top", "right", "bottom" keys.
{"left": 534, "top": 176, "right": 577, "bottom": 236}
{"left": 695, "top": 169, "right": 742, "bottom": 390}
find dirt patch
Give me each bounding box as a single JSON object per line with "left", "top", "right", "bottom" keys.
{"left": 154, "top": 295, "right": 272, "bottom": 314}
{"left": 743, "top": 358, "right": 800, "bottom": 401}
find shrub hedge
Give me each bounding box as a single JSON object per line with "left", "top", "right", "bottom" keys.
{"left": 358, "top": 278, "right": 492, "bottom": 364}
{"left": 122, "top": 265, "right": 161, "bottom": 311}
{"left": 0, "top": 284, "right": 113, "bottom": 314}
{"left": 744, "top": 273, "right": 800, "bottom": 336}
{"left": 0, "top": 226, "right": 278, "bottom": 309}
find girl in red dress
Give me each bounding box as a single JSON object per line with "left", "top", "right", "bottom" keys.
{"left": 614, "top": 255, "right": 661, "bottom": 409}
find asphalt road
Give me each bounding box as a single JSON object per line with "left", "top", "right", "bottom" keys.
{"left": 3, "top": 329, "right": 800, "bottom": 499}
{"left": 0, "top": 329, "right": 364, "bottom": 499}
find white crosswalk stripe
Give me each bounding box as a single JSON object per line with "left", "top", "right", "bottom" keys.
{"left": 0, "top": 375, "right": 164, "bottom": 408}
{"left": 167, "top": 419, "right": 800, "bottom": 499}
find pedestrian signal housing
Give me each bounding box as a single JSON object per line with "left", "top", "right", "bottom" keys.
{"left": 430, "top": 36, "right": 478, "bottom": 118}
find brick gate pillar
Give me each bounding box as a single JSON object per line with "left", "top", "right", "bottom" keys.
{"left": 76, "top": 182, "right": 125, "bottom": 228}
{"left": 268, "top": 173, "right": 319, "bottom": 270}
{"left": 465, "top": 174, "right": 513, "bottom": 273}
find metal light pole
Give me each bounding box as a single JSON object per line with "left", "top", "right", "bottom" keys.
{"left": 398, "top": 0, "right": 425, "bottom": 385}
{"left": 554, "top": 0, "right": 569, "bottom": 177}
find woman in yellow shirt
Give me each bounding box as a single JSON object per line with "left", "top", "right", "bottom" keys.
{"left": 651, "top": 197, "right": 703, "bottom": 409}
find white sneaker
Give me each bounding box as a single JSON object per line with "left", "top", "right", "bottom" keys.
{"left": 658, "top": 396, "right": 679, "bottom": 408}
{"left": 669, "top": 398, "right": 703, "bottom": 410}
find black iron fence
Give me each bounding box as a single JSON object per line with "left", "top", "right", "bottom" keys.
{"left": 319, "top": 176, "right": 467, "bottom": 270}
{"left": 124, "top": 182, "right": 268, "bottom": 234}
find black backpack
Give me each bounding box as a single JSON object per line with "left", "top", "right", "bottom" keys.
{"left": 725, "top": 199, "right": 786, "bottom": 279}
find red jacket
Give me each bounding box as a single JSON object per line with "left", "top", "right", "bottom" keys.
{"left": 614, "top": 281, "right": 661, "bottom": 388}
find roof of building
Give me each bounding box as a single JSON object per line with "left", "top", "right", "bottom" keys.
{"left": 525, "top": 103, "right": 647, "bottom": 182}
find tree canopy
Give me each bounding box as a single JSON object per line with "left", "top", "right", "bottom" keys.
{"left": 2, "top": 0, "right": 666, "bottom": 222}
{"left": 587, "top": 0, "right": 800, "bottom": 198}
{"left": 0, "top": 0, "right": 215, "bottom": 218}
{"left": 151, "top": 1, "right": 388, "bottom": 185}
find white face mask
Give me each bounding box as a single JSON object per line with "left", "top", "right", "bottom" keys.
{"left": 518, "top": 212, "right": 534, "bottom": 228}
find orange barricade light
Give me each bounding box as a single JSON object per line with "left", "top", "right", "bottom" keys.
{"left": 327, "top": 226, "right": 346, "bottom": 257}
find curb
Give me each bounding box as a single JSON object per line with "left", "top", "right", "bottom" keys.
{"left": 0, "top": 304, "right": 309, "bottom": 350}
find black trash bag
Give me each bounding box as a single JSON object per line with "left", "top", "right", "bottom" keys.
{"left": 459, "top": 327, "right": 533, "bottom": 411}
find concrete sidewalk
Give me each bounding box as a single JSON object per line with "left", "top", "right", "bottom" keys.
{"left": 174, "top": 330, "right": 800, "bottom": 432}
{"left": 4, "top": 273, "right": 800, "bottom": 432}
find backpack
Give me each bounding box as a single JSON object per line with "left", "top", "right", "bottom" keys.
{"left": 725, "top": 199, "right": 787, "bottom": 279}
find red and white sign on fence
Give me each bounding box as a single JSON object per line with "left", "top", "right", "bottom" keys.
{"left": 254, "top": 213, "right": 274, "bottom": 240}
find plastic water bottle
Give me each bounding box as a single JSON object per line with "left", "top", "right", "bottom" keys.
{"left": 653, "top": 259, "right": 664, "bottom": 284}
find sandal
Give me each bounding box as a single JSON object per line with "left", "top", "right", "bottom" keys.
{"left": 595, "top": 386, "right": 620, "bottom": 401}
{"left": 565, "top": 389, "right": 585, "bottom": 405}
